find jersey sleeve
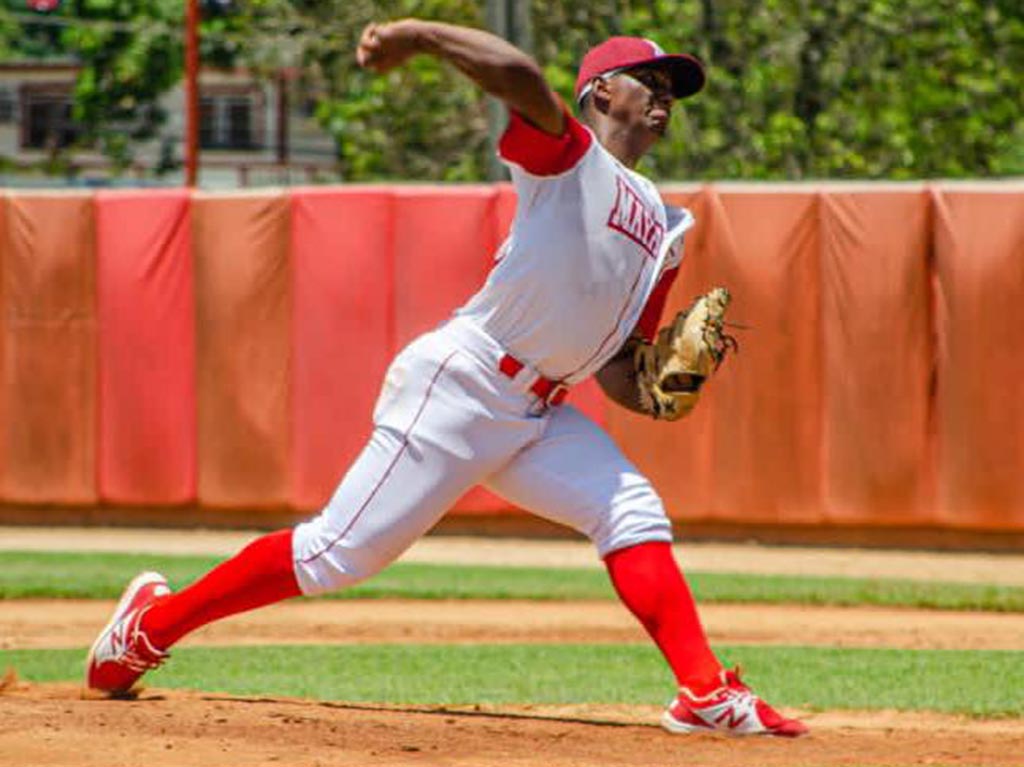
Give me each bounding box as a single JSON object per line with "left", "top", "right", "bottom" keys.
{"left": 498, "top": 102, "right": 593, "bottom": 176}
{"left": 634, "top": 267, "right": 680, "bottom": 341}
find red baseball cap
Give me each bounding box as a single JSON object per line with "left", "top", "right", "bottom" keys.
{"left": 574, "top": 37, "right": 705, "bottom": 104}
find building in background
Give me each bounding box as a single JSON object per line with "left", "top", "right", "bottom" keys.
{"left": 0, "top": 60, "right": 337, "bottom": 188}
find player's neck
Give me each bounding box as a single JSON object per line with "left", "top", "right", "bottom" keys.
{"left": 589, "top": 121, "right": 654, "bottom": 169}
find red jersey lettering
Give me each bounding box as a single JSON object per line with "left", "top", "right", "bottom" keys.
{"left": 607, "top": 175, "right": 665, "bottom": 258}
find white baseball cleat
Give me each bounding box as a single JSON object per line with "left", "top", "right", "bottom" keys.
{"left": 84, "top": 571, "right": 171, "bottom": 695}
{"left": 661, "top": 668, "right": 808, "bottom": 737}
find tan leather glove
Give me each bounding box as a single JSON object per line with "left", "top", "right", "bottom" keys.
{"left": 634, "top": 287, "right": 736, "bottom": 421}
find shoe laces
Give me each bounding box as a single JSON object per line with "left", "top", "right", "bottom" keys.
{"left": 720, "top": 667, "right": 763, "bottom": 710}
{"left": 720, "top": 683, "right": 757, "bottom": 709}
{"left": 119, "top": 608, "right": 169, "bottom": 673}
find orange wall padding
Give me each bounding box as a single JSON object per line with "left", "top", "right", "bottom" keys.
{"left": 609, "top": 188, "right": 825, "bottom": 524}
{"left": 932, "top": 189, "right": 1024, "bottom": 529}
{"left": 607, "top": 188, "right": 713, "bottom": 518}
{"left": 703, "top": 190, "right": 823, "bottom": 523}
{"left": 0, "top": 193, "right": 97, "bottom": 503}
{"left": 193, "top": 192, "right": 292, "bottom": 508}
{"left": 96, "top": 191, "right": 196, "bottom": 504}
{"left": 392, "top": 186, "right": 501, "bottom": 348}
{"left": 1, "top": 183, "right": 1022, "bottom": 533}
{"left": 819, "top": 191, "right": 934, "bottom": 526}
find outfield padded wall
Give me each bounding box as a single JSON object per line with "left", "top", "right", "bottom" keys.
{"left": 0, "top": 184, "right": 1020, "bottom": 532}
{"left": 819, "top": 191, "right": 934, "bottom": 526}
{"left": 932, "top": 189, "right": 1024, "bottom": 528}
{"left": 1, "top": 193, "right": 97, "bottom": 504}
{"left": 96, "top": 190, "right": 196, "bottom": 505}
{"left": 193, "top": 192, "right": 292, "bottom": 509}
{"left": 289, "top": 188, "right": 394, "bottom": 511}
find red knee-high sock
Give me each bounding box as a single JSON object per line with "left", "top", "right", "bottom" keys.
{"left": 604, "top": 541, "right": 722, "bottom": 694}
{"left": 141, "top": 528, "right": 302, "bottom": 650}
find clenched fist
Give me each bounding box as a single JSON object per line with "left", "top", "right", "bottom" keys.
{"left": 355, "top": 20, "right": 424, "bottom": 73}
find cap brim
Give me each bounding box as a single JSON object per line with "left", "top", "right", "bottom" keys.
{"left": 641, "top": 54, "right": 706, "bottom": 99}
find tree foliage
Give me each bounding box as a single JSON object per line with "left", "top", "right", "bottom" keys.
{"left": 248, "top": 0, "right": 1024, "bottom": 180}
{"left": 3, "top": 0, "right": 1022, "bottom": 180}
{"left": 61, "top": 0, "right": 184, "bottom": 169}
{"left": 631, "top": 0, "right": 1024, "bottom": 179}
{"left": 223, "top": 0, "right": 491, "bottom": 179}
{"left": 1, "top": 0, "right": 250, "bottom": 170}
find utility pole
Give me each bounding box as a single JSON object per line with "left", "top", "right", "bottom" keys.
{"left": 485, "top": 0, "right": 533, "bottom": 181}
{"left": 184, "top": 0, "right": 200, "bottom": 187}
{"left": 276, "top": 70, "right": 290, "bottom": 168}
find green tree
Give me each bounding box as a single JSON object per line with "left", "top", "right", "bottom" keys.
{"left": 611, "top": 0, "right": 1024, "bottom": 179}
{"left": 3, "top": 0, "right": 255, "bottom": 173}
{"left": 282, "top": 0, "right": 1022, "bottom": 180}
{"left": 59, "top": 0, "right": 185, "bottom": 171}
{"left": 5, "top": 0, "right": 1021, "bottom": 180}
{"left": 0, "top": 8, "right": 18, "bottom": 59}
{"left": 0, "top": 0, "right": 64, "bottom": 58}
{"left": 250, "top": 0, "right": 490, "bottom": 180}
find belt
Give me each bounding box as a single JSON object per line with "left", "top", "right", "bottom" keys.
{"left": 498, "top": 354, "right": 569, "bottom": 407}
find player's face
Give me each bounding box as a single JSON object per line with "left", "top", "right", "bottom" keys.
{"left": 612, "top": 66, "right": 675, "bottom": 137}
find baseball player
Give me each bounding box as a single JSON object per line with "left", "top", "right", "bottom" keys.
{"left": 86, "top": 18, "right": 806, "bottom": 738}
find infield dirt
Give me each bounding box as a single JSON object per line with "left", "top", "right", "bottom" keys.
{"left": 2, "top": 529, "right": 1023, "bottom": 766}
{"left": 4, "top": 603, "right": 1023, "bottom": 766}
{"left": 2, "top": 675, "right": 1022, "bottom": 767}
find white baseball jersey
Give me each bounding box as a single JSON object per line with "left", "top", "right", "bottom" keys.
{"left": 292, "top": 107, "right": 692, "bottom": 594}
{"left": 458, "top": 108, "right": 694, "bottom": 383}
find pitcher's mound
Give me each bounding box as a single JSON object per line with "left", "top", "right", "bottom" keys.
{"left": 2, "top": 680, "right": 1021, "bottom": 767}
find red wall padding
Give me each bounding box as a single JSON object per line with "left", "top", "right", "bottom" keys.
{"left": 392, "top": 186, "right": 502, "bottom": 348}
{"left": 96, "top": 190, "right": 196, "bottom": 504}
{"left": 0, "top": 194, "right": 97, "bottom": 504}
{"left": 1, "top": 184, "right": 1022, "bottom": 532}
{"left": 289, "top": 188, "right": 395, "bottom": 510}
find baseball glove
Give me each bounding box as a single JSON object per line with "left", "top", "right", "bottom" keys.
{"left": 634, "top": 287, "right": 737, "bottom": 421}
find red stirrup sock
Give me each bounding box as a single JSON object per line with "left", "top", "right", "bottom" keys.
{"left": 141, "top": 528, "right": 302, "bottom": 650}
{"left": 604, "top": 541, "right": 723, "bottom": 695}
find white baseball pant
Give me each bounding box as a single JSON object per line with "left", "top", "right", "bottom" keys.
{"left": 292, "top": 316, "right": 672, "bottom": 594}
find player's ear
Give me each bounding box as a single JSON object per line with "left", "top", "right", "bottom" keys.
{"left": 591, "top": 76, "right": 613, "bottom": 115}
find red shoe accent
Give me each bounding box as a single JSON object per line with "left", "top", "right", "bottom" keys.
{"left": 662, "top": 668, "right": 808, "bottom": 737}
{"left": 85, "top": 572, "right": 171, "bottom": 694}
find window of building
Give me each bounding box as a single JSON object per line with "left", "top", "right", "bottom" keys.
{"left": 21, "top": 85, "right": 79, "bottom": 150}
{"left": 200, "top": 88, "right": 263, "bottom": 150}
{"left": 0, "top": 88, "right": 16, "bottom": 123}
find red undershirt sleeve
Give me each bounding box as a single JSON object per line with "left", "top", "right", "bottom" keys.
{"left": 634, "top": 267, "right": 680, "bottom": 341}
{"left": 498, "top": 102, "right": 593, "bottom": 176}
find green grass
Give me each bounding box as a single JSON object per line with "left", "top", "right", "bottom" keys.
{"left": 1, "top": 550, "right": 1023, "bottom": 611}
{"left": 3, "top": 643, "right": 1022, "bottom": 716}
